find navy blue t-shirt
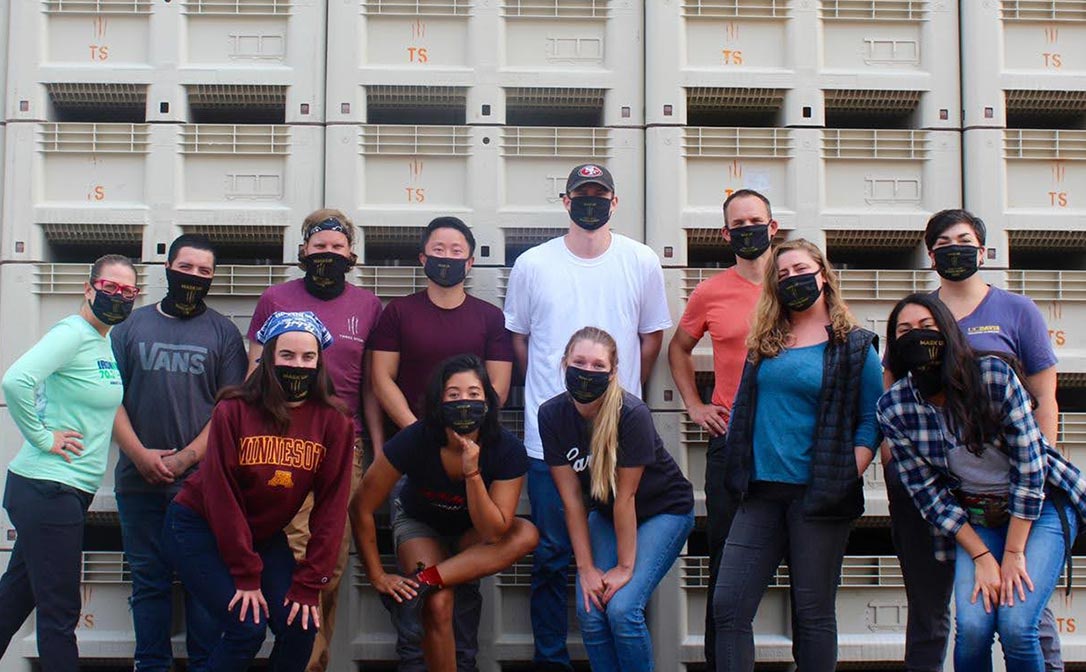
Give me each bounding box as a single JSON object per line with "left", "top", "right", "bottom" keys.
{"left": 384, "top": 421, "right": 528, "bottom": 535}
{"left": 540, "top": 391, "right": 693, "bottom": 521}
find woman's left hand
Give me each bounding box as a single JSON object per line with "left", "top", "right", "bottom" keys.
{"left": 601, "top": 565, "right": 633, "bottom": 605}
{"left": 1000, "top": 550, "right": 1034, "bottom": 607}
{"left": 284, "top": 598, "right": 321, "bottom": 630}
{"left": 454, "top": 433, "right": 480, "bottom": 476}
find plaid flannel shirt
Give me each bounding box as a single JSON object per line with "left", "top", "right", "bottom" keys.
{"left": 877, "top": 355, "right": 1086, "bottom": 562}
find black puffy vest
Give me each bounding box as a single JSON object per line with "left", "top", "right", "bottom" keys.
{"left": 722, "top": 326, "right": 879, "bottom": 521}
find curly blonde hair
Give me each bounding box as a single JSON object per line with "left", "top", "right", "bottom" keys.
{"left": 746, "top": 239, "right": 857, "bottom": 361}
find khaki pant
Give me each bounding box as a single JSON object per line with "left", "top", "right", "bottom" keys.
{"left": 285, "top": 445, "right": 364, "bottom": 672}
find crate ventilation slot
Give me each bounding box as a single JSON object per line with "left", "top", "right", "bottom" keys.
{"left": 686, "top": 228, "right": 788, "bottom": 250}
{"left": 825, "top": 89, "right": 921, "bottom": 113}
{"left": 360, "top": 126, "right": 472, "bottom": 156}
{"left": 39, "top": 123, "right": 151, "bottom": 153}
{"left": 822, "top": 130, "right": 930, "bottom": 160}
{"left": 81, "top": 552, "right": 130, "bottom": 584}
{"left": 503, "top": 228, "right": 567, "bottom": 246}
{"left": 825, "top": 230, "right": 924, "bottom": 250}
{"left": 367, "top": 86, "right": 468, "bottom": 110}
{"left": 1008, "top": 231, "right": 1086, "bottom": 250}
{"left": 355, "top": 268, "right": 440, "bottom": 298}
{"left": 837, "top": 270, "right": 935, "bottom": 299}
{"left": 821, "top": 0, "right": 929, "bottom": 21}
{"left": 687, "top": 87, "right": 786, "bottom": 113}
{"left": 506, "top": 87, "right": 605, "bottom": 110}
{"left": 1002, "top": 1, "right": 1086, "bottom": 22}
{"left": 181, "top": 125, "right": 290, "bottom": 155}
{"left": 363, "top": 0, "right": 473, "bottom": 16}
{"left": 46, "top": 0, "right": 153, "bottom": 13}
{"left": 502, "top": 128, "right": 612, "bottom": 157}
{"left": 503, "top": 0, "right": 610, "bottom": 18}
{"left": 47, "top": 83, "right": 147, "bottom": 109}
{"left": 183, "top": 0, "right": 292, "bottom": 14}
{"left": 1004, "top": 130, "right": 1086, "bottom": 160}
{"left": 684, "top": 128, "right": 793, "bottom": 159}
{"left": 1006, "top": 271, "right": 1086, "bottom": 302}
{"left": 181, "top": 225, "right": 285, "bottom": 245}
{"left": 1006, "top": 90, "right": 1086, "bottom": 114}
{"left": 208, "top": 266, "right": 293, "bottom": 296}
{"left": 41, "top": 224, "right": 143, "bottom": 245}
{"left": 1059, "top": 373, "right": 1086, "bottom": 389}
{"left": 681, "top": 0, "right": 788, "bottom": 18}
{"left": 187, "top": 85, "right": 286, "bottom": 110}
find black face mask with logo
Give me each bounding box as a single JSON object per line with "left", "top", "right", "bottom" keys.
{"left": 565, "top": 366, "right": 611, "bottom": 404}
{"left": 569, "top": 196, "right": 612, "bottom": 231}
{"left": 441, "top": 399, "right": 488, "bottom": 435}
{"left": 776, "top": 272, "right": 823, "bottom": 313}
{"left": 89, "top": 291, "right": 135, "bottom": 326}
{"left": 302, "top": 252, "right": 351, "bottom": 300}
{"left": 933, "top": 244, "right": 981, "bottom": 281}
{"left": 424, "top": 256, "right": 468, "bottom": 288}
{"left": 730, "top": 224, "right": 771, "bottom": 260}
{"left": 275, "top": 365, "right": 318, "bottom": 402}
{"left": 895, "top": 328, "right": 947, "bottom": 397}
{"left": 160, "top": 269, "right": 212, "bottom": 319}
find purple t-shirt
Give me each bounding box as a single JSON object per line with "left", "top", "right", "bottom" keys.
{"left": 367, "top": 291, "right": 513, "bottom": 416}
{"left": 937, "top": 286, "right": 1058, "bottom": 375}
{"left": 247, "top": 279, "right": 383, "bottom": 435}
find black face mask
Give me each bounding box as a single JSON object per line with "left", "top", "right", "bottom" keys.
{"left": 160, "top": 269, "right": 212, "bottom": 319}
{"left": 568, "top": 196, "right": 612, "bottom": 231}
{"left": 933, "top": 244, "right": 981, "bottom": 281}
{"left": 730, "top": 224, "right": 771, "bottom": 260}
{"left": 776, "top": 272, "right": 823, "bottom": 313}
{"left": 565, "top": 366, "right": 611, "bottom": 404}
{"left": 275, "top": 365, "right": 318, "bottom": 402}
{"left": 302, "top": 252, "right": 352, "bottom": 300}
{"left": 424, "top": 256, "right": 468, "bottom": 288}
{"left": 88, "top": 290, "right": 135, "bottom": 326}
{"left": 441, "top": 399, "right": 488, "bottom": 435}
{"left": 896, "top": 328, "right": 947, "bottom": 397}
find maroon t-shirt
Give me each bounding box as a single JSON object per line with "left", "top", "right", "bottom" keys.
{"left": 367, "top": 291, "right": 514, "bottom": 416}
{"left": 174, "top": 397, "right": 354, "bottom": 605}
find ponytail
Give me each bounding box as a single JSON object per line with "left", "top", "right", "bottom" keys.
{"left": 589, "top": 375, "right": 623, "bottom": 503}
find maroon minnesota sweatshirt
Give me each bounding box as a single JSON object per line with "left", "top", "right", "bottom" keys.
{"left": 175, "top": 396, "right": 354, "bottom": 605}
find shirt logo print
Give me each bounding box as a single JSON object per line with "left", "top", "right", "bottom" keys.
{"left": 347, "top": 316, "right": 359, "bottom": 336}
{"left": 267, "top": 470, "right": 294, "bottom": 488}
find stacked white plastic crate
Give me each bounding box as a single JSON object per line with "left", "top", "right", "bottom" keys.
{"left": 643, "top": 1, "right": 963, "bottom": 668}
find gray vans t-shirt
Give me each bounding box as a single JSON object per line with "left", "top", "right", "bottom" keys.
{"left": 111, "top": 304, "right": 248, "bottom": 495}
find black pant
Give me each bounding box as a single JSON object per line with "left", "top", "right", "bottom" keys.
{"left": 713, "top": 482, "right": 850, "bottom": 672}
{"left": 886, "top": 464, "right": 1064, "bottom": 671}
{"left": 703, "top": 433, "right": 737, "bottom": 668}
{"left": 0, "top": 471, "right": 93, "bottom": 672}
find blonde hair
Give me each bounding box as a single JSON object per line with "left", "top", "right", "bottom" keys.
{"left": 562, "top": 327, "right": 624, "bottom": 504}
{"left": 301, "top": 208, "right": 356, "bottom": 247}
{"left": 746, "top": 239, "right": 857, "bottom": 361}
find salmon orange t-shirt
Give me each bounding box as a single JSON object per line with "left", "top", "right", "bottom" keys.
{"left": 677, "top": 267, "right": 762, "bottom": 410}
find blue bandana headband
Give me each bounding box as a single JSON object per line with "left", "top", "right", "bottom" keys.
{"left": 255, "top": 311, "right": 334, "bottom": 350}
{"left": 304, "top": 218, "right": 348, "bottom": 242}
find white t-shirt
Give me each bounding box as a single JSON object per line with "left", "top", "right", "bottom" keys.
{"left": 504, "top": 233, "right": 672, "bottom": 459}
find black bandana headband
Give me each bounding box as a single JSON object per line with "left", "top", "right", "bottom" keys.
{"left": 304, "top": 218, "right": 348, "bottom": 242}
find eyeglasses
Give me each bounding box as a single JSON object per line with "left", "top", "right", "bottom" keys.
{"left": 94, "top": 279, "right": 141, "bottom": 300}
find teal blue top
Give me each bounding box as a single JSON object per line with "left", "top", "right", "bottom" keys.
{"left": 752, "top": 341, "right": 882, "bottom": 484}
{"left": 3, "top": 315, "right": 124, "bottom": 494}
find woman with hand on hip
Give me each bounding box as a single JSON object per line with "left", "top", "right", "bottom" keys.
{"left": 541, "top": 326, "right": 694, "bottom": 672}
{"left": 162, "top": 311, "right": 355, "bottom": 672}
{"left": 0, "top": 255, "right": 138, "bottom": 671}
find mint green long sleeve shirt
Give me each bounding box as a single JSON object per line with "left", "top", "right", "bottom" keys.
{"left": 2, "top": 315, "right": 124, "bottom": 494}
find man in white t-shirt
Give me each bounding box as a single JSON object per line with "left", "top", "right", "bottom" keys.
{"left": 503, "top": 163, "right": 672, "bottom": 671}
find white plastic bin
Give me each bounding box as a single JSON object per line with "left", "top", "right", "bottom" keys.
{"left": 5, "top": 0, "right": 325, "bottom": 123}
{"left": 325, "top": 0, "right": 642, "bottom": 127}
{"left": 963, "top": 129, "right": 1086, "bottom": 267}
{"left": 1004, "top": 271, "right": 1086, "bottom": 374}
{"left": 348, "top": 554, "right": 400, "bottom": 663}
{"left": 1, "top": 123, "right": 324, "bottom": 263}
{"left": 646, "top": 127, "right": 961, "bottom": 266}
{"left": 325, "top": 125, "right": 643, "bottom": 266}
{"left": 645, "top": 0, "right": 960, "bottom": 128}
{"left": 962, "top": 1, "right": 1086, "bottom": 128}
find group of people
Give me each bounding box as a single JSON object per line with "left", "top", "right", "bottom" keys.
{"left": 0, "top": 159, "right": 1077, "bottom": 672}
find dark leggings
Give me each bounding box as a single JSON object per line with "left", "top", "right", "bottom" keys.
{"left": 712, "top": 482, "right": 850, "bottom": 672}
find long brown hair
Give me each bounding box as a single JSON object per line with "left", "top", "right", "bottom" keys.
{"left": 562, "top": 327, "right": 624, "bottom": 503}
{"left": 218, "top": 334, "right": 348, "bottom": 433}
{"left": 746, "top": 239, "right": 857, "bottom": 361}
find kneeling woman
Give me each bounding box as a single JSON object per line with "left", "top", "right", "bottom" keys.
{"left": 714, "top": 240, "right": 883, "bottom": 672}
{"left": 353, "top": 354, "right": 538, "bottom": 672}
{"left": 163, "top": 311, "right": 354, "bottom": 672}
{"left": 542, "top": 327, "right": 694, "bottom": 672}
{"left": 879, "top": 293, "right": 1086, "bottom": 672}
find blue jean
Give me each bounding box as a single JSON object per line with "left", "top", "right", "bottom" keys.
{"left": 953, "top": 498, "right": 1075, "bottom": 672}
{"left": 528, "top": 457, "right": 574, "bottom": 668}
{"left": 161, "top": 502, "right": 316, "bottom": 672}
{"left": 576, "top": 510, "right": 694, "bottom": 672}
{"left": 118, "top": 491, "right": 219, "bottom": 672}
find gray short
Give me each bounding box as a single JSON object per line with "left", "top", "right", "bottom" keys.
{"left": 390, "top": 497, "right": 464, "bottom": 553}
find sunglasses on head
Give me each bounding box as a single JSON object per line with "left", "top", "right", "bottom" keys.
{"left": 94, "top": 279, "right": 141, "bottom": 300}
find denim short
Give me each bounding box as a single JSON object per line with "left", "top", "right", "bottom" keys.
{"left": 390, "top": 497, "right": 463, "bottom": 553}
